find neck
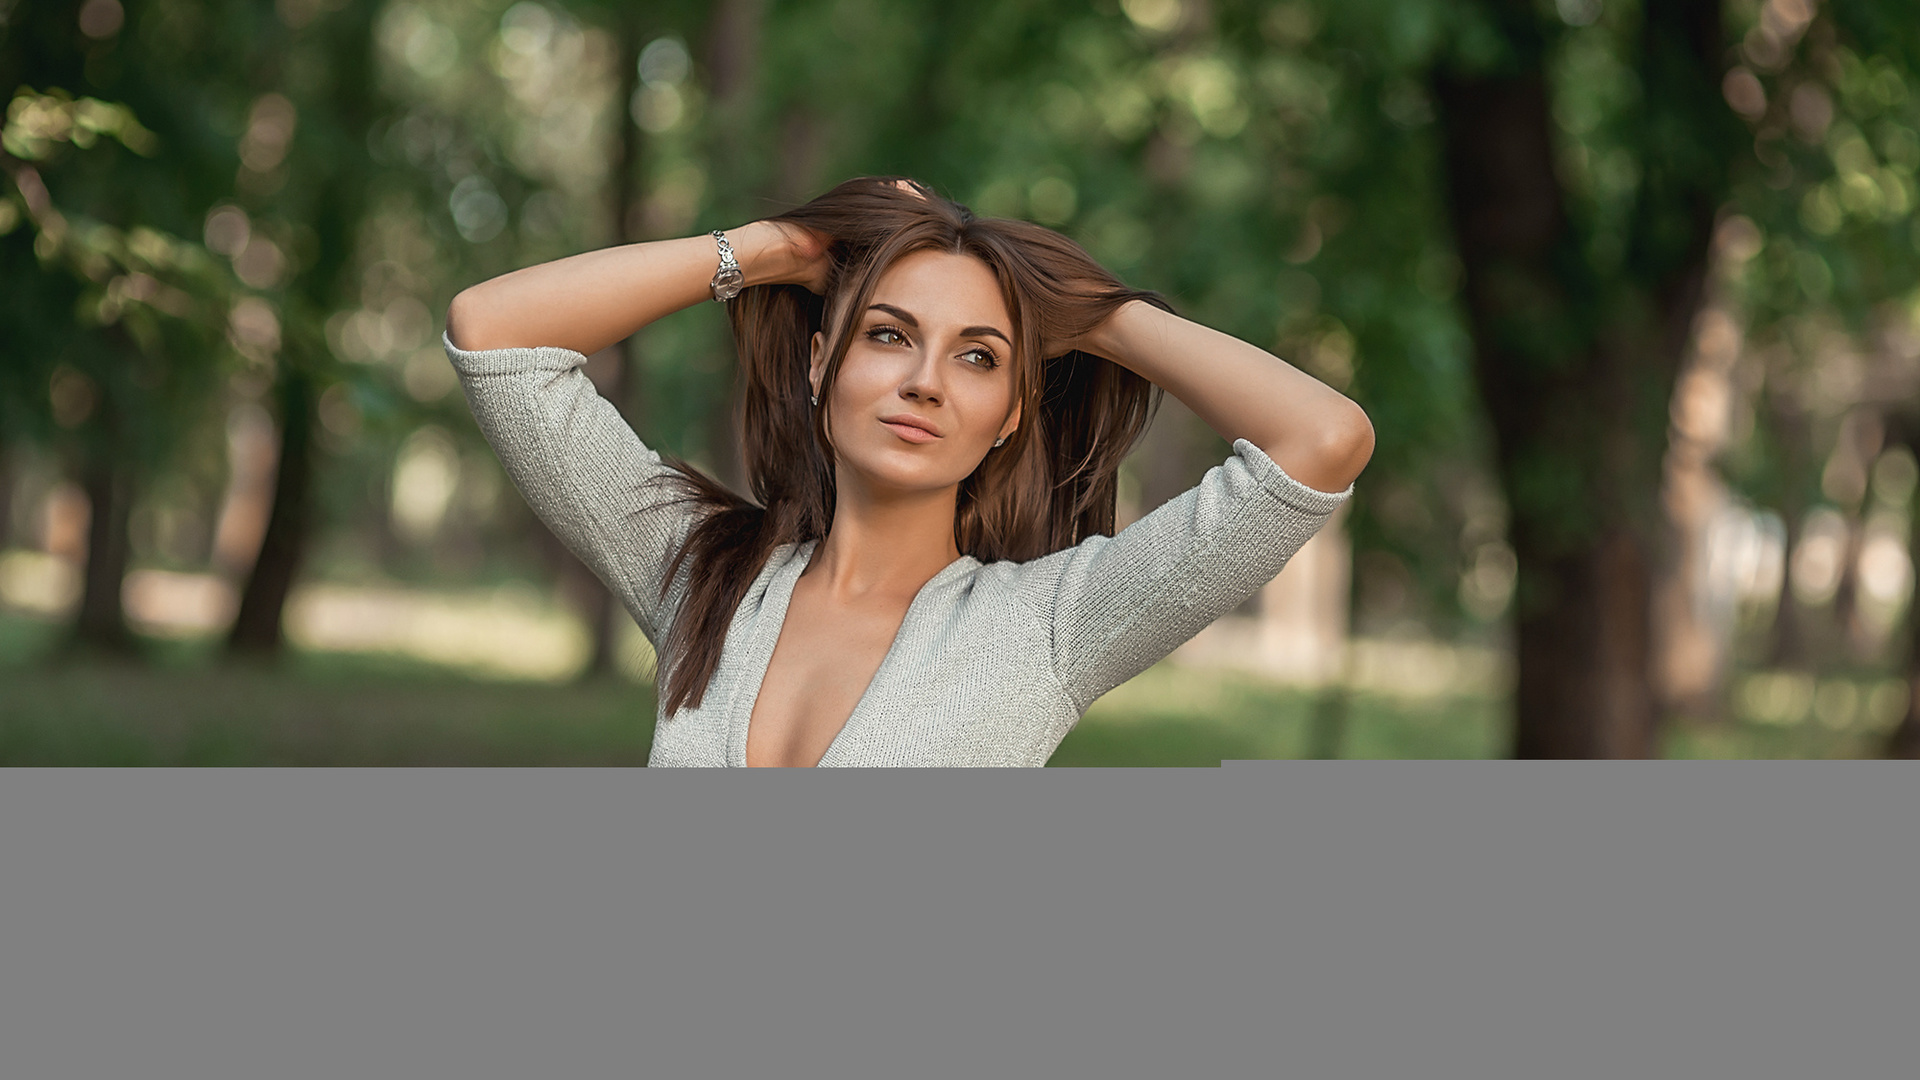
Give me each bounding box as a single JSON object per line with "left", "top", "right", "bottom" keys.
{"left": 806, "top": 470, "right": 965, "bottom": 602}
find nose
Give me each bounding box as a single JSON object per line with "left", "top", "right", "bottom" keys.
{"left": 898, "top": 346, "right": 945, "bottom": 405}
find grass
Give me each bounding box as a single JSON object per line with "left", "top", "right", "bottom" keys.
{"left": 1659, "top": 713, "right": 1889, "bottom": 760}
{"left": 0, "top": 615, "right": 652, "bottom": 765}
{"left": 1051, "top": 667, "right": 1503, "bottom": 764}
{"left": 0, "top": 612, "right": 1892, "bottom": 764}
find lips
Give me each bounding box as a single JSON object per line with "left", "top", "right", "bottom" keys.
{"left": 878, "top": 414, "right": 942, "bottom": 442}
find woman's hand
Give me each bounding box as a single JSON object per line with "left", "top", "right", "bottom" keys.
{"left": 763, "top": 219, "right": 833, "bottom": 294}
{"left": 728, "top": 219, "right": 833, "bottom": 294}
{"left": 1087, "top": 300, "right": 1373, "bottom": 493}
{"left": 1041, "top": 290, "right": 1134, "bottom": 361}
{"left": 740, "top": 179, "right": 924, "bottom": 295}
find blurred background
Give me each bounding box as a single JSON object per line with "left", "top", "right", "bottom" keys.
{"left": 2, "top": 0, "right": 1917, "bottom": 763}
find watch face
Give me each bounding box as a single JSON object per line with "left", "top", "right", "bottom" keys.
{"left": 712, "top": 267, "right": 745, "bottom": 300}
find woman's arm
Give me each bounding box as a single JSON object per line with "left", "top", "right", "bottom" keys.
{"left": 440, "top": 221, "right": 824, "bottom": 643}
{"left": 445, "top": 220, "right": 825, "bottom": 354}
{"left": 1079, "top": 300, "right": 1374, "bottom": 494}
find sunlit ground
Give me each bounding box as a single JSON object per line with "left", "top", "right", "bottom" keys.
{"left": 0, "top": 589, "right": 1899, "bottom": 763}
{"left": 1, "top": 605, "right": 1500, "bottom": 765}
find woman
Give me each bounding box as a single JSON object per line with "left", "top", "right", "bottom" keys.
{"left": 444, "top": 176, "right": 1373, "bottom": 766}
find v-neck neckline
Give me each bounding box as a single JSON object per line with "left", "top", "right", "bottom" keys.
{"left": 729, "top": 539, "right": 977, "bottom": 768}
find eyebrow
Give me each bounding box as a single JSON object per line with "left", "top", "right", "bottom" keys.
{"left": 865, "top": 303, "right": 1011, "bottom": 347}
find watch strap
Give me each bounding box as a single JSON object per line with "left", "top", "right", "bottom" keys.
{"left": 710, "top": 230, "right": 743, "bottom": 301}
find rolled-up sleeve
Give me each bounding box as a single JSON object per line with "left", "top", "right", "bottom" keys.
{"left": 1042, "top": 438, "right": 1350, "bottom": 711}
{"left": 443, "top": 332, "right": 698, "bottom": 644}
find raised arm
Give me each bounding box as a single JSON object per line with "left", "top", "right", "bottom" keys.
{"left": 1036, "top": 300, "right": 1370, "bottom": 708}
{"left": 1077, "top": 300, "right": 1374, "bottom": 494}
{"left": 441, "top": 221, "right": 826, "bottom": 643}
{"left": 445, "top": 219, "right": 827, "bottom": 354}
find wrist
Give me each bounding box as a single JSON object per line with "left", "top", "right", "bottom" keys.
{"left": 726, "top": 221, "right": 801, "bottom": 287}
{"left": 1087, "top": 298, "right": 1152, "bottom": 361}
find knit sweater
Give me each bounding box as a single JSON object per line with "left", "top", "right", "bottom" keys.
{"left": 445, "top": 332, "right": 1350, "bottom": 766}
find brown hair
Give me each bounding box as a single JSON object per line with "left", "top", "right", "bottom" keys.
{"left": 654, "top": 176, "right": 1171, "bottom": 715}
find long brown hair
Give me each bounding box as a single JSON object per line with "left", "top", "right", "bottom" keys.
{"left": 654, "top": 176, "right": 1171, "bottom": 715}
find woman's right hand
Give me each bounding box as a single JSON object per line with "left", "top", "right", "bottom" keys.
{"left": 735, "top": 219, "right": 834, "bottom": 295}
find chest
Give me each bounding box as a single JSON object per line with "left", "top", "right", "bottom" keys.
{"left": 743, "top": 580, "right": 912, "bottom": 768}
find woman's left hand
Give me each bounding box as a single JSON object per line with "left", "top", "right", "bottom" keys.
{"left": 1040, "top": 294, "right": 1132, "bottom": 361}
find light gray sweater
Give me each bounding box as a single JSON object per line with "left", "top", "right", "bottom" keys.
{"left": 445, "top": 332, "right": 1350, "bottom": 766}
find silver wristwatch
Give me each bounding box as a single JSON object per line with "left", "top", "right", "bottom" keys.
{"left": 709, "top": 230, "right": 744, "bottom": 302}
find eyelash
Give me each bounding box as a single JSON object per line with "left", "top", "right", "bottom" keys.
{"left": 865, "top": 325, "right": 1001, "bottom": 369}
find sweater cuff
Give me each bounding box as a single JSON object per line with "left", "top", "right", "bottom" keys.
{"left": 1230, "top": 437, "right": 1352, "bottom": 517}
{"left": 441, "top": 330, "right": 592, "bottom": 376}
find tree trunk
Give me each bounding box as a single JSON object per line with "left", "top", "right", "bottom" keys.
{"left": 775, "top": 107, "right": 824, "bottom": 206}
{"left": 223, "top": 6, "right": 381, "bottom": 659}
{"left": 72, "top": 438, "right": 135, "bottom": 653}
{"left": 1652, "top": 296, "right": 1748, "bottom": 721}
{"left": 0, "top": 445, "right": 14, "bottom": 548}
{"left": 564, "top": 346, "right": 632, "bottom": 678}
{"left": 702, "top": 0, "right": 764, "bottom": 133}
{"left": 1434, "top": 69, "right": 1656, "bottom": 757}
{"left": 557, "top": 9, "right": 654, "bottom": 680}
{"left": 1833, "top": 409, "right": 1885, "bottom": 659}
{"left": 227, "top": 370, "right": 315, "bottom": 656}
{"left": 1509, "top": 530, "right": 1659, "bottom": 757}
{"left": 1882, "top": 417, "right": 1920, "bottom": 758}
{"left": 1885, "top": 538, "right": 1920, "bottom": 758}
{"left": 700, "top": 0, "right": 765, "bottom": 496}
{"left": 1433, "top": 1, "right": 1733, "bottom": 757}
{"left": 1306, "top": 576, "right": 1360, "bottom": 760}
{"left": 1764, "top": 393, "right": 1814, "bottom": 669}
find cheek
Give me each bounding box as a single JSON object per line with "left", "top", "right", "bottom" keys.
{"left": 829, "top": 352, "right": 894, "bottom": 406}
{"left": 966, "top": 375, "right": 1017, "bottom": 430}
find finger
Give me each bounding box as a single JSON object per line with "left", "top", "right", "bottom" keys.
{"left": 892, "top": 179, "right": 929, "bottom": 201}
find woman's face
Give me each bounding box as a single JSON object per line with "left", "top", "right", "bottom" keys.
{"left": 810, "top": 248, "right": 1021, "bottom": 498}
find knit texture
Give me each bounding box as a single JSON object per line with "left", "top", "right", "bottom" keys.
{"left": 446, "top": 332, "right": 1350, "bottom": 766}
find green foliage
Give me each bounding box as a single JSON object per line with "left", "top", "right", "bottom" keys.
{"left": 1701, "top": 3, "right": 1920, "bottom": 533}
{"left": 4, "top": 0, "right": 1918, "bottom": 714}
{"left": 0, "top": 72, "right": 237, "bottom": 481}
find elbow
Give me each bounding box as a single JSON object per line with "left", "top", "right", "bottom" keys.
{"left": 1281, "top": 399, "right": 1373, "bottom": 494}
{"left": 1323, "top": 399, "right": 1375, "bottom": 490}
{"left": 1335, "top": 400, "right": 1375, "bottom": 480}
{"left": 444, "top": 288, "right": 490, "bottom": 352}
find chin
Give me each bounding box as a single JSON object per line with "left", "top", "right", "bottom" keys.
{"left": 838, "top": 437, "right": 980, "bottom": 496}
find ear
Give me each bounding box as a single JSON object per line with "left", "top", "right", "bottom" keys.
{"left": 997, "top": 398, "right": 1021, "bottom": 443}
{"left": 808, "top": 330, "right": 825, "bottom": 398}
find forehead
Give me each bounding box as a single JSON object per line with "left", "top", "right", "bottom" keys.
{"left": 861, "top": 249, "right": 1011, "bottom": 329}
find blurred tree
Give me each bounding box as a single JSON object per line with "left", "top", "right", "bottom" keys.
{"left": 1425, "top": 0, "right": 1745, "bottom": 755}
{"left": 558, "top": 0, "right": 655, "bottom": 677}
{"left": 1410, "top": 0, "right": 1920, "bottom": 755}
{"left": 2, "top": 3, "right": 243, "bottom": 654}
{"left": 224, "top": 0, "right": 388, "bottom": 656}
{"left": 8, "top": 0, "right": 1915, "bottom": 761}
{"left": 1885, "top": 414, "right": 1920, "bottom": 757}
{"left": 1703, "top": 1, "right": 1920, "bottom": 749}
{"left": 357, "top": 0, "right": 666, "bottom": 675}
